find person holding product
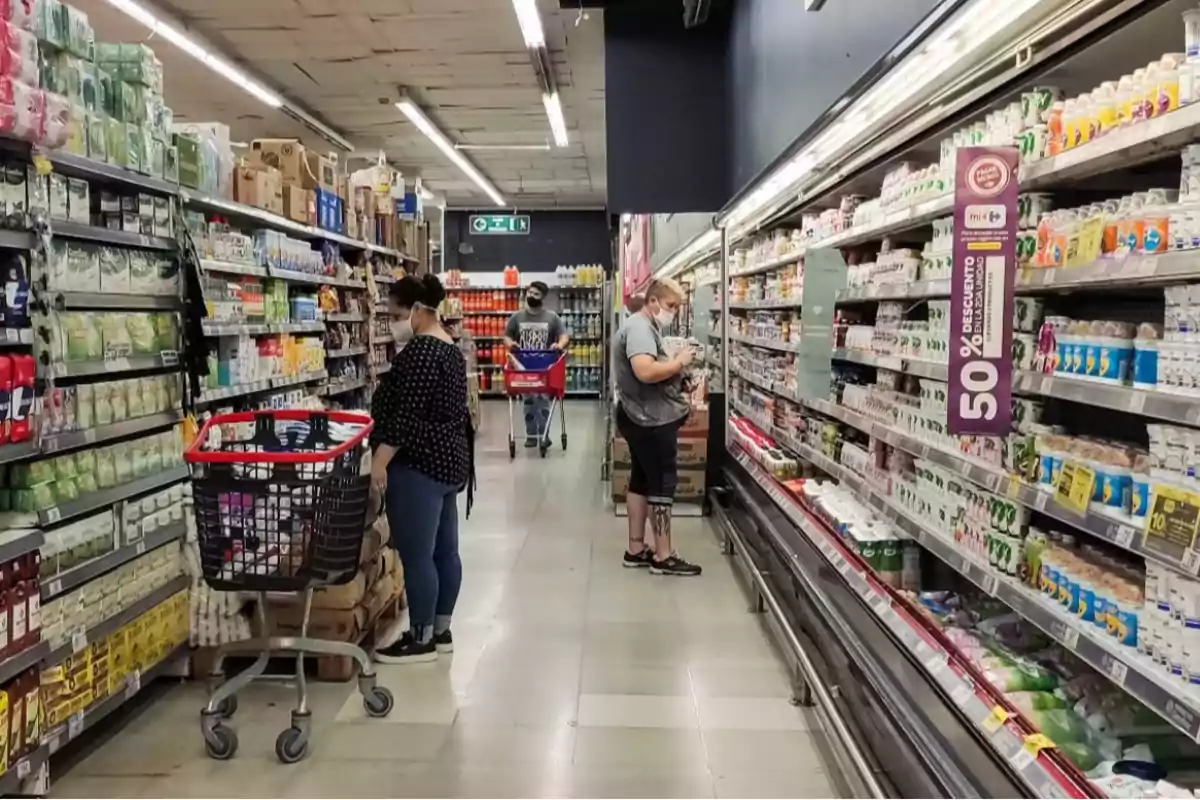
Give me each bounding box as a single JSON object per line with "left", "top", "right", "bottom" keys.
{"left": 504, "top": 280, "right": 569, "bottom": 447}
{"left": 613, "top": 277, "right": 702, "bottom": 577}
{"left": 370, "top": 274, "right": 474, "bottom": 663}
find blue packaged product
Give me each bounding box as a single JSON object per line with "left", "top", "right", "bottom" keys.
{"left": 1096, "top": 337, "right": 1133, "bottom": 382}
{"left": 1038, "top": 451, "right": 1056, "bottom": 485}
{"left": 1092, "top": 591, "right": 1109, "bottom": 632}
{"left": 1132, "top": 339, "right": 1158, "bottom": 388}
{"left": 1056, "top": 337, "right": 1071, "bottom": 374}
{"left": 1101, "top": 468, "right": 1131, "bottom": 512}
{"left": 1130, "top": 469, "right": 1150, "bottom": 519}
{"left": 1110, "top": 600, "right": 1139, "bottom": 648}
{"left": 1040, "top": 558, "right": 1058, "bottom": 596}
{"left": 1056, "top": 569, "right": 1074, "bottom": 607}
{"left": 1076, "top": 581, "right": 1096, "bottom": 623}
{"left": 1050, "top": 453, "right": 1065, "bottom": 486}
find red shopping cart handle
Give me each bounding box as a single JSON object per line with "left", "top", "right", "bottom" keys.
{"left": 185, "top": 409, "right": 374, "bottom": 464}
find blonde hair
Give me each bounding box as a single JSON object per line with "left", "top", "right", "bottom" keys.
{"left": 646, "top": 277, "right": 684, "bottom": 303}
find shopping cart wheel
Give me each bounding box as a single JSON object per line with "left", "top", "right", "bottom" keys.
{"left": 508, "top": 439, "right": 516, "bottom": 459}
{"left": 275, "top": 726, "right": 309, "bottom": 764}
{"left": 203, "top": 723, "right": 238, "bottom": 760}
{"left": 362, "top": 686, "right": 394, "bottom": 718}
{"left": 214, "top": 694, "right": 238, "bottom": 718}
{"left": 561, "top": 434, "right": 568, "bottom": 451}
{"left": 539, "top": 441, "right": 548, "bottom": 458}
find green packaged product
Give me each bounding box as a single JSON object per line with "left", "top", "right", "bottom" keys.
{"left": 80, "top": 60, "right": 98, "bottom": 111}
{"left": 107, "top": 117, "right": 128, "bottom": 167}
{"left": 86, "top": 113, "right": 107, "bottom": 163}
{"left": 146, "top": 438, "right": 163, "bottom": 473}
{"left": 125, "top": 123, "right": 142, "bottom": 173}
{"left": 64, "top": 103, "right": 86, "bottom": 156}
{"left": 151, "top": 312, "right": 176, "bottom": 351}
{"left": 10, "top": 461, "right": 54, "bottom": 488}
{"left": 60, "top": 312, "right": 101, "bottom": 362}
{"left": 98, "top": 246, "right": 129, "bottom": 293}
{"left": 112, "top": 442, "right": 132, "bottom": 484}
{"left": 68, "top": 242, "right": 100, "bottom": 292}
{"left": 164, "top": 144, "right": 179, "bottom": 184}
{"left": 130, "top": 439, "right": 147, "bottom": 477}
{"left": 101, "top": 312, "right": 130, "bottom": 358}
{"left": 94, "top": 447, "right": 115, "bottom": 488}
{"left": 92, "top": 382, "right": 113, "bottom": 426}
{"left": 65, "top": 5, "right": 93, "bottom": 59}
{"left": 126, "top": 379, "right": 144, "bottom": 418}
{"left": 52, "top": 454, "right": 75, "bottom": 481}
{"left": 53, "top": 476, "right": 78, "bottom": 503}
{"left": 14, "top": 484, "right": 56, "bottom": 513}
{"left": 0, "top": 489, "right": 9, "bottom": 513}
{"left": 55, "top": 54, "right": 82, "bottom": 103}
{"left": 36, "top": 0, "right": 67, "bottom": 49}
{"left": 127, "top": 313, "right": 156, "bottom": 355}
{"left": 977, "top": 653, "right": 1058, "bottom": 692}
{"left": 109, "top": 379, "right": 127, "bottom": 422}
{"left": 147, "top": 138, "right": 164, "bottom": 179}
{"left": 128, "top": 252, "right": 154, "bottom": 293}
{"left": 74, "top": 471, "right": 97, "bottom": 495}
{"left": 95, "top": 42, "right": 122, "bottom": 64}
{"left": 173, "top": 134, "right": 200, "bottom": 189}
{"left": 96, "top": 67, "right": 114, "bottom": 118}
{"left": 74, "top": 449, "right": 95, "bottom": 478}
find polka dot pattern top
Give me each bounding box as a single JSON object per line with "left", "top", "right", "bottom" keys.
{"left": 370, "top": 334, "right": 470, "bottom": 488}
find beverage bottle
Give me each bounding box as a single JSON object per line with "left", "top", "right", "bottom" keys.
{"left": 0, "top": 356, "right": 11, "bottom": 445}
{"left": 4, "top": 254, "right": 28, "bottom": 330}
{"left": 10, "top": 355, "right": 33, "bottom": 442}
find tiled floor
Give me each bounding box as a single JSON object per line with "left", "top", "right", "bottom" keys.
{"left": 52, "top": 401, "right": 841, "bottom": 798}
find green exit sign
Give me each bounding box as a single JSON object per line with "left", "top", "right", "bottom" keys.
{"left": 469, "top": 214, "right": 530, "bottom": 235}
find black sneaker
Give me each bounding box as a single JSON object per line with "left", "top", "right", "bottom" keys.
{"left": 374, "top": 632, "right": 437, "bottom": 664}
{"left": 433, "top": 630, "right": 454, "bottom": 654}
{"left": 622, "top": 548, "right": 655, "bottom": 569}
{"left": 650, "top": 555, "right": 703, "bottom": 577}
{"left": 524, "top": 437, "right": 538, "bottom": 448}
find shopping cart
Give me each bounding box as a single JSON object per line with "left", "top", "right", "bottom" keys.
{"left": 185, "top": 410, "right": 394, "bottom": 764}
{"left": 504, "top": 348, "right": 567, "bottom": 459}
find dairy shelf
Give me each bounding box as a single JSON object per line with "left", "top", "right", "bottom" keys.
{"left": 731, "top": 332, "right": 802, "bottom": 353}
{"left": 44, "top": 575, "right": 188, "bottom": 666}
{"left": 34, "top": 465, "right": 190, "bottom": 528}
{"left": 831, "top": 347, "right": 1200, "bottom": 433}
{"left": 197, "top": 370, "right": 328, "bottom": 405}
{"left": 52, "top": 221, "right": 175, "bottom": 252}
{"left": 45, "top": 643, "right": 187, "bottom": 757}
{"left": 732, "top": 401, "right": 1200, "bottom": 744}
{"left": 327, "top": 345, "right": 367, "bottom": 359}
{"left": 51, "top": 293, "right": 182, "bottom": 312}
{"left": 47, "top": 352, "right": 181, "bottom": 379}
{"left": 728, "top": 298, "right": 803, "bottom": 310}
{"left": 40, "top": 411, "right": 183, "bottom": 456}
{"left": 729, "top": 448, "right": 1088, "bottom": 799}
{"left": 42, "top": 522, "right": 186, "bottom": 601}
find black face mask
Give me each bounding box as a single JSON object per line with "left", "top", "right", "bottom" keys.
{"left": 527, "top": 296, "right": 543, "bottom": 309}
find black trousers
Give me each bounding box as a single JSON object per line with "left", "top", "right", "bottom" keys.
{"left": 617, "top": 405, "right": 682, "bottom": 506}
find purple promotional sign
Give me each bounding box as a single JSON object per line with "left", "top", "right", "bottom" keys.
{"left": 948, "top": 146, "right": 1018, "bottom": 436}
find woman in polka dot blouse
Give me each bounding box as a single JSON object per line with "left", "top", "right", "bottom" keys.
{"left": 370, "top": 274, "right": 474, "bottom": 664}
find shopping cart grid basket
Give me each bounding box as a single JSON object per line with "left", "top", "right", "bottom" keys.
{"left": 504, "top": 349, "right": 568, "bottom": 459}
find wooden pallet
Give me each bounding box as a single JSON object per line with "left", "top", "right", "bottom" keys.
{"left": 191, "top": 593, "right": 406, "bottom": 683}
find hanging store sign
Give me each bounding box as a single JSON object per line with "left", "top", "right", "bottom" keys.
{"left": 948, "top": 146, "right": 1018, "bottom": 436}
{"left": 469, "top": 214, "right": 530, "bottom": 235}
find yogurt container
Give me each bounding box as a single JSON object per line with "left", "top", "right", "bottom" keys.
{"left": 1133, "top": 338, "right": 1159, "bottom": 388}
{"left": 1096, "top": 336, "right": 1133, "bottom": 383}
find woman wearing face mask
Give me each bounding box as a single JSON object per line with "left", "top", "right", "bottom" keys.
{"left": 611, "top": 278, "right": 701, "bottom": 577}
{"left": 503, "top": 281, "right": 568, "bottom": 447}
{"left": 370, "top": 274, "right": 474, "bottom": 662}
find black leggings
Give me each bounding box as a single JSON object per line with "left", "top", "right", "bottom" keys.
{"left": 617, "top": 405, "right": 681, "bottom": 506}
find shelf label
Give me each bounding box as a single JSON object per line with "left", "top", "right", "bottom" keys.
{"left": 950, "top": 682, "right": 975, "bottom": 707}
{"left": 1144, "top": 484, "right": 1200, "bottom": 564}
{"left": 1055, "top": 461, "right": 1095, "bottom": 515}
{"left": 124, "top": 670, "right": 141, "bottom": 700}
{"left": 15, "top": 756, "right": 29, "bottom": 780}
{"left": 1024, "top": 733, "right": 1056, "bottom": 756}
{"left": 67, "top": 711, "right": 84, "bottom": 741}
{"left": 1034, "top": 491, "right": 1050, "bottom": 511}
{"left": 1100, "top": 654, "right": 1129, "bottom": 687}
{"left": 1008, "top": 746, "right": 1036, "bottom": 773}
{"left": 45, "top": 578, "right": 61, "bottom": 597}
{"left": 1127, "top": 392, "right": 1147, "bottom": 414}
{"left": 982, "top": 706, "right": 1009, "bottom": 733}
{"left": 71, "top": 629, "right": 87, "bottom": 654}
{"left": 1114, "top": 524, "right": 1138, "bottom": 549}
{"left": 1183, "top": 549, "right": 1200, "bottom": 576}
{"left": 1050, "top": 620, "right": 1079, "bottom": 650}
{"left": 43, "top": 506, "right": 61, "bottom": 524}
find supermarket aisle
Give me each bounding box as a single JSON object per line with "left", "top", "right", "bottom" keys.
{"left": 52, "top": 401, "right": 838, "bottom": 799}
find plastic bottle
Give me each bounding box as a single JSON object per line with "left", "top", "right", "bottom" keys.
{"left": 1140, "top": 62, "right": 1161, "bottom": 121}
{"left": 1095, "top": 81, "right": 1118, "bottom": 136}
{"left": 1060, "top": 98, "right": 1078, "bottom": 151}
{"left": 1157, "top": 53, "right": 1185, "bottom": 117}
{"left": 1115, "top": 73, "right": 1137, "bottom": 128}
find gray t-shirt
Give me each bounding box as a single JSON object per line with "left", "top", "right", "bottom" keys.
{"left": 614, "top": 313, "right": 689, "bottom": 427}
{"left": 505, "top": 308, "right": 566, "bottom": 349}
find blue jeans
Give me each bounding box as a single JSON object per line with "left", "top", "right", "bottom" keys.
{"left": 384, "top": 465, "right": 462, "bottom": 633}
{"left": 523, "top": 394, "right": 551, "bottom": 438}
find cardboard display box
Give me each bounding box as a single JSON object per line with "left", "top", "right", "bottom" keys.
{"left": 678, "top": 405, "right": 709, "bottom": 438}
{"left": 613, "top": 435, "right": 708, "bottom": 469}
{"left": 233, "top": 164, "right": 283, "bottom": 214}
{"left": 611, "top": 467, "right": 705, "bottom": 503}
{"left": 283, "top": 184, "right": 311, "bottom": 223}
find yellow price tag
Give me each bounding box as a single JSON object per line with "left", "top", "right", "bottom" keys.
{"left": 1055, "top": 461, "right": 1095, "bottom": 514}
{"left": 982, "top": 706, "right": 1009, "bottom": 733}
{"left": 31, "top": 153, "right": 52, "bottom": 176}
{"left": 1024, "top": 733, "right": 1056, "bottom": 755}
{"left": 1144, "top": 483, "right": 1200, "bottom": 560}
{"left": 1067, "top": 216, "right": 1104, "bottom": 267}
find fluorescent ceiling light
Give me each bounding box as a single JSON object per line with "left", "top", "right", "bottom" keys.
{"left": 396, "top": 100, "right": 507, "bottom": 207}
{"left": 542, "top": 92, "right": 568, "bottom": 147}
{"left": 512, "top": 0, "right": 547, "bottom": 47}
{"left": 103, "top": 0, "right": 282, "bottom": 108}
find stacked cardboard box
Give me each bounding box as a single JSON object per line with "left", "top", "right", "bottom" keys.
{"left": 612, "top": 404, "right": 710, "bottom": 505}
{"left": 244, "top": 138, "right": 343, "bottom": 230}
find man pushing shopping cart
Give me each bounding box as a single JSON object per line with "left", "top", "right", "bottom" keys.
{"left": 503, "top": 281, "right": 569, "bottom": 448}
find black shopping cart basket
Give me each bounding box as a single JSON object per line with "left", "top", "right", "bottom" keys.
{"left": 185, "top": 410, "right": 394, "bottom": 764}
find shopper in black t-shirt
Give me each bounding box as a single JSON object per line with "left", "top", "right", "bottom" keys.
{"left": 370, "top": 274, "right": 473, "bottom": 663}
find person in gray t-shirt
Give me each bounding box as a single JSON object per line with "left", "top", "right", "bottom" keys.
{"left": 504, "top": 281, "right": 568, "bottom": 446}
{"left": 613, "top": 278, "right": 701, "bottom": 577}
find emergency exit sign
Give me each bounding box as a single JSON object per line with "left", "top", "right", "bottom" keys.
{"left": 470, "top": 214, "right": 530, "bottom": 235}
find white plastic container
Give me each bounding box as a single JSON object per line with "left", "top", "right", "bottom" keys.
{"left": 1186, "top": 8, "right": 1200, "bottom": 59}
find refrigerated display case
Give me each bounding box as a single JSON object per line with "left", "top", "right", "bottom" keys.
{"left": 680, "top": 0, "right": 1200, "bottom": 796}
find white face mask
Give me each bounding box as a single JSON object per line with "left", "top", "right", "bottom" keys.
{"left": 391, "top": 319, "right": 413, "bottom": 342}
{"left": 653, "top": 307, "right": 676, "bottom": 328}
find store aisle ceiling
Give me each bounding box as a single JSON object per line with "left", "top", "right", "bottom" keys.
{"left": 76, "top": 0, "right": 607, "bottom": 209}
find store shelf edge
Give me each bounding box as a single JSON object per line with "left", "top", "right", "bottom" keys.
{"left": 38, "top": 465, "right": 189, "bottom": 528}
{"left": 55, "top": 292, "right": 182, "bottom": 311}
{"left": 43, "top": 576, "right": 188, "bottom": 667}
{"left": 0, "top": 529, "right": 42, "bottom": 563}
{"left": 0, "top": 639, "right": 49, "bottom": 686}
{"left": 0, "top": 743, "right": 48, "bottom": 794}
{"left": 41, "top": 411, "right": 183, "bottom": 456}
{"left": 52, "top": 221, "right": 175, "bottom": 251}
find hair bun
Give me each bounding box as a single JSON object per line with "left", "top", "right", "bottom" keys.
{"left": 421, "top": 273, "right": 446, "bottom": 306}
